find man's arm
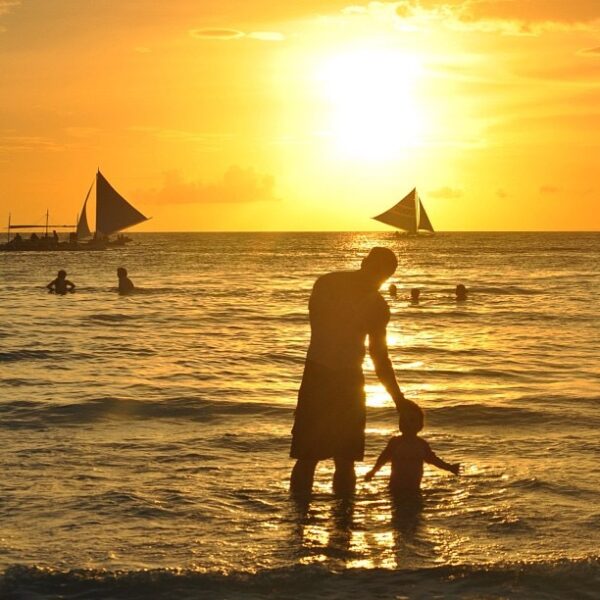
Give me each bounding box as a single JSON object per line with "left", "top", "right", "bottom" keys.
{"left": 364, "top": 440, "right": 393, "bottom": 481}
{"left": 368, "top": 324, "right": 406, "bottom": 410}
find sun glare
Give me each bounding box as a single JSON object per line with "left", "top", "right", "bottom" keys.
{"left": 317, "top": 47, "right": 427, "bottom": 161}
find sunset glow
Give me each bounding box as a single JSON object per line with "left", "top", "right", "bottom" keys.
{"left": 0, "top": 1, "right": 598, "bottom": 231}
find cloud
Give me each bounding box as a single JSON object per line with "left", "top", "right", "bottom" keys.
{"left": 580, "top": 45, "right": 600, "bottom": 55}
{"left": 0, "top": 0, "right": 19, "bottom": 16}
{"left": 142, "top": 166, "right": 279, "bottom": 205}
{"left": 0, "top": 0, "right": 19, "bottom": 30}
{"left": 248, "top": 31, "right": 286, "bottom": 41}
{"left": 0, "top": 133, "right": 63, "bottom": 153}
{"left": 131, "top": 127, "right": 234, "bottom": 152}
{"left": 428, "top": 186, "right": 463, "bottom": 199}
{"left": 190, "top": 28, "right": 245, "bottom": 40}
{"left": 393, "top": 0, "right": 600, "bottom": 34}
{"left": 539, "top": 185, "right": 561, "bottom": 194}
{"left": 190, "top": 28, "right": 285, "bottom": 41}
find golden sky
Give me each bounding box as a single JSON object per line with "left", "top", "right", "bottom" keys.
{"left": 0, "top": 0, "right": 599, "bottom": 231}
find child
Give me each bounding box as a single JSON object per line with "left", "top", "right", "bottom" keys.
{"left": 47, "top": 269, "right": 75, "bottom": 295}
{"left": 365, "top": 404, "right": 459, "bottom": 494}
{"left": 117, "top": 267, "right": 134, "bottom": 295}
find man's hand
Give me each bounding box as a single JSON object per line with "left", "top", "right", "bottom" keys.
{"left": 364, "top": 469, "right": 376, "bottom": 481}
{"left": 450, "top": 463, "right": 460, "bottom": 476}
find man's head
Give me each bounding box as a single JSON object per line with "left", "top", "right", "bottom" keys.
{"left": 117, "top": 267, "right": 128, "bottom": 278}
{"left": 360, "top": 247, "right": 398, "bottom": 287}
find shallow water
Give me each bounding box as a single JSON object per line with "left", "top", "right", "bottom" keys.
{"left": 1, "top": 232, "right": 599, "bottom": 598}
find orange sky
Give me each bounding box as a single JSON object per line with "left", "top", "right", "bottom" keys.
{"left": 0, "top": 1, "right": 599, "bottom": 231}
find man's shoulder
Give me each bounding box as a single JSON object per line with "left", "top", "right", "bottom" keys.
{"left": 313, "top": 270, "right": 356, "bottom": 291}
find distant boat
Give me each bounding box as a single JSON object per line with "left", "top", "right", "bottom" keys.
{"left": 77, "top": 169, "right": 149, "bottom": 244}
{"left": 372, "top": 188, "right": 434, "bottom": 235}
{"left": 1, "top": 170, "right": 149, "bottom": 251}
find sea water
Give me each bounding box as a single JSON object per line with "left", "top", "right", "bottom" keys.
{"left": 0, "top": 232, "right": 598, "bottom": 599}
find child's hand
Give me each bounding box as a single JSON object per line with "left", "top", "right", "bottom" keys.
{"left": 364, "top": 470, "right": 375, "bottom": 481}
{"left": 450, "top": 463, "right": 460, "bottom": 475}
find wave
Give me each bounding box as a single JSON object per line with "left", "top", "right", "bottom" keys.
{"left": 0, "top": 350, "right": 54, "bottom": 362}
{"left": 0, "top": 396, "right": 290, "bottom": 429}
{"left": 85, "top": 313, "right": 142, "bottom": 323}
{"left": 2, "top": 558, "right": 598, "bottom": 600}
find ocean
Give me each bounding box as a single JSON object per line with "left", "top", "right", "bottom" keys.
{"left": 0, "top": 232, "right": 598, "bottom": 599}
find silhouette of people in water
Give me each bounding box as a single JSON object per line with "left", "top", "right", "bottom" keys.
{"left": 455, "top": 284, "right": 467, "bottom": 302}
{"left": 290, "top": 247, "right": 417, "bottom": 498}
{"left": 47, "top": 269, "right": 75, "bottom": 295}
{"left": 365, "top": 402, "right": 459, "bottom": 495}
{"left": 388, "top": 283, "right": 397, "bottom": 298}
{"left": 117, "top": 267, "right": 134, "bottom": 295}
{"left": 410, "top": 288, "right": 420, "bottom": 305}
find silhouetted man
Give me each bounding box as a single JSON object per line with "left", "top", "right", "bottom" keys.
{"left": 290, "top": 247, "right": 415, "bottom": 497}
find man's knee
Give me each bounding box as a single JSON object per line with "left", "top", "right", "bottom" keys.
{"left": 333, "top": 458, "right": 355, "bottom": 472}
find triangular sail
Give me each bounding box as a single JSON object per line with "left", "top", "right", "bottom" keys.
{"left": 95, "top": 170, "right": 148, "bottom": 236}
{"left": 417, "top": 197, "right": 434, "bottom": 232}
{"left": 373, "top": 188, "right": 418, "bottom": 233}
{"left": 76, "top": 180, "right": 93, "bottom": 239}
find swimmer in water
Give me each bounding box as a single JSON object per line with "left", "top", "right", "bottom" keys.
{"left": 47, "top": 270, "right": 75, "bottom": 295}
{"left": 117, "top": 267, "right": 135, "bottom": 295}
{"left": 455, "top": 284, "right": 467, "bottom": 302}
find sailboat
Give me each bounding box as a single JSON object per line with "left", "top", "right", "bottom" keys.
{"left": 372, "top": 188, "right": 434, "bottom": 235}
{"left": 1, "top": 170, "right": 149, "bottom": 251}
{"left": 77, "top": 169, "right": 149, "bottom": 245}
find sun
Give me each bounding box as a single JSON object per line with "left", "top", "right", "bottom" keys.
{"left": 316, "top": 46, "right": 427, "bottom": 161}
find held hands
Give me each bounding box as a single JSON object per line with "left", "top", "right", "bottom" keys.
{"left": 450, "top": 463, "right": 460, "bottom": 476}
{"left": 364, "top": 469, "right": 376, "bottom": 482}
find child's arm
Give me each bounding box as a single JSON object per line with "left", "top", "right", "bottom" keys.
{"left": 66, "top": 280, "right": 75, "bottom": 291}
{"left": 364, "top": 440, "right": 393, "bottom": 481}
{"left": 424, "top": 443, "right": 460, "bottom": 475}
{"left": 47, "top": 279, "right": 55, "bottom": 292}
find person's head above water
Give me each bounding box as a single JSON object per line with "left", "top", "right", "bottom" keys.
{"left": 117, "top": 267, "right": 128, "bottom": 278}
{"left": 57, "top": 269, "right": 67, "bottom": 279}
{"left": 398, "top": 400, "right": 424, "bottom": 435}
{"left": 411, "top": 288, "right": 420, "bottom": 302}
{"left": 389, "top": 283, "right": 398, "bottom": 297}
{"left": 455, "top": 284, "right": 467, "bottom": 301}
{"left": 360, "top": 247, "right": 398, "bottom": 287}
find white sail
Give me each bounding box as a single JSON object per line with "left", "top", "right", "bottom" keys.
{"left": 95, "top": 170, "right": 148, "bottom": 236}
{"left": 76, "top": 180, "right": 93, "bottom": 239}
{"left": 373, "top": 188, "right": 434, "bottom": 234}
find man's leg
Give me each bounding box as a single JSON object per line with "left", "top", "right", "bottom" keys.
{"left": 333, "top": 458, "right": 356, "bottom": 496}
{"left": 290, "top": 459, "right": 318, "bottom": 497}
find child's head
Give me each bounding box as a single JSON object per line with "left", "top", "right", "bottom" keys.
{"left": 398, "top": 400, "right": 424, "bottom": 435}
{"left": 117, "top": 267, "right": 128, "bottom": 278}
{"left": 57, "top": 269, "right": 67, "bottom": 279}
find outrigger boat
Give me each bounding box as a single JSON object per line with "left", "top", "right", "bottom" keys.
{"left": 2, "top": 170, "right": 149, "bottom": 251}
